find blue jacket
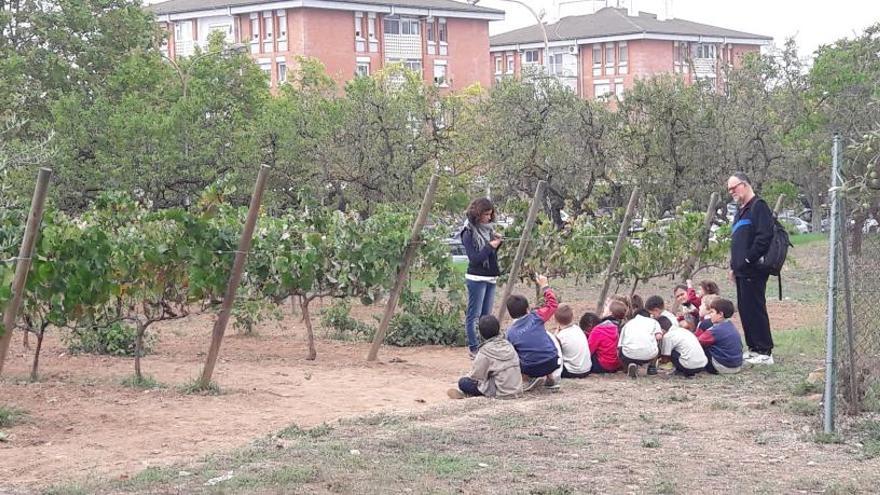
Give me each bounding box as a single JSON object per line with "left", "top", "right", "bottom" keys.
{"left": 730, "top": 197, "right": 774, "bottom": 277}
{"left": 461, "top": 227, "right": 501, "bottom": 277}
{"left": 704, "top": 320, "right": 744, "bottom": 368}
{"left": 507, "top": 313, "right": 558, "bottom": 368}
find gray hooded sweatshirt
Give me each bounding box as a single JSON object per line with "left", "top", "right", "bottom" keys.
{"left": 469, "top": 336, "right": 523, "bottom": 399}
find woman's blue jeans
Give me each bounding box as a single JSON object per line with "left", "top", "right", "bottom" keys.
{"left": 465, "top": 279, "right": 496, "bottom": 353}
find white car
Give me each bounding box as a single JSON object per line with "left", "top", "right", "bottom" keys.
{"left": 445, "top": 238, "right": 469, "bottom": 263}
{"left": 778, "top": 216, "right": 811, "bottom": 234}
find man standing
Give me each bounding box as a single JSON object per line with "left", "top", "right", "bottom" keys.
{"left": 727, "top": 172, "right": 775, "bottom": 365}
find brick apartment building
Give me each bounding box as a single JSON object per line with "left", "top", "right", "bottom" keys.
{"left": 148, "top": 0, "right": 504, "bottom": 89}
{"left": 489, "top": 7, "right": 772, "bottom": 99}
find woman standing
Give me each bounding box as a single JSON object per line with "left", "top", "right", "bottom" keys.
{"left": 461, "top": 198, "right": 503, "bottom": 357}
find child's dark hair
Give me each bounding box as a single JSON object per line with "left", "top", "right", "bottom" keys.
{"left": 657, "top": 316, "right": 673, "bottom": 331}
{"left": 699, "top": 280, "right": 720, "bottom": 295}
{"left": 478, "top": 315, "right": 501, "bottom": 339}
{"left": 555, "top": 304, "right": 574, "bottom": 326}
{"left": 673, "top": 284, "right": 688, "bottom": 293}
{"left": 579, "top": 311, "right": 601, "bottom": 332}
{"left": 628, "top": 294, "right": 644, "bottom": 319}
{"left": 709, "top": 298, "right": 736, "bottom": 319}
{"left": 466, "top": 198, "right": 496, "bottom": 225}
{"left": 645, "top": 295, "right": 665, "bottom": 311}
{"left": 506, "top": 295, "right": 529, "bottom": 319}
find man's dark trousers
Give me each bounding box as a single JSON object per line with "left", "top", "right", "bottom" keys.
{"left": 735, "top": 274, "right": 773, "bottom": 355}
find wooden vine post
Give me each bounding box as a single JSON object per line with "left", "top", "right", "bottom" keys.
{"left": 496, "top": 180, "right": 546, "bottom": 322}
{"left": 198, "top": 165, "right": 270, "bottom": 388}
{"left": 773, "top": 194, "right": 786, "bottom": 216}
{"left": 594, "top": 186, "right": 641, "bottom": 315}
{"left": 366, "top": 172, "right": 440, "bottom": 362}
{"left": 679, "top": 192, "right": 720, "bottom": 281}
{"left": 0, "top": 168, "right": 52, "bottom": 376}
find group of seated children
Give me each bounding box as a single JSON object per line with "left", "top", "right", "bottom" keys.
{"left": 448, "top": 277, "right": 746, "bottom": 400}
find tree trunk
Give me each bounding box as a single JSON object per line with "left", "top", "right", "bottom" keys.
{"left": 30, "top": 325, "right": 46, "bottom": 382}
{"left": 134, "top": 321, "right": 146, "bottom": 380}
{"left": 300, "top": 297, "right": 317, "bottom": 361}
{"left": 809, "top": 186, "right": 822, "bottom": 233}
{"left": 630, "top": 278, "right": 640, "bottom": 298}
{"left": 22, "top": 327, "right": 30, "bottom": 349}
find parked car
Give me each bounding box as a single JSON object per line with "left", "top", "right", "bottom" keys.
{"left": 445, "top": 237, "right": 468, "bottom": 263}
{"left": 778, "top": 215, "right": 811, "bottom": 234}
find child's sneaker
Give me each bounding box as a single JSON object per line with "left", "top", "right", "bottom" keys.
{"left": 523, "top": 376, "right": 546, "bottom": 392}
{"left": 647, "top": 364, "right": 658, "bottom": 375}
{"left": 447, "top": 388, "right": 465, "bottom": 399}
{"left": 627, "top": 363, "right": 638, "bottom": 379}
{"left": 545, "top": 377, "right": 561, "bottom": 391}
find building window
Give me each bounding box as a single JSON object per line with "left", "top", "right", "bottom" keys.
{"left": 403, "top": 18, "right": 419, "bottom": 35}
{"left": 383, "top": 16, "right": 399, "bottom": 34}
{"left": 262, "top": 12, "right": 273, "bottom": 52}
{"left": 615, "top": 83, "right": 624, "bottom": 100}
{"left": 250, "top": 15, "right": 259, "bottom": 43}
{"left": 367, "top": 14, "right": 376, "bottom": 39}
{"left": 524, "top": 49, "right": 539, "bottom": 64}
{"left": 277, "top": 12, "right": 287, "bottom": 51}
{"left": 604, "top": 43, "right": 614, "bottom": 75}
{"left": 259, "top": 61, "right": 271, "bottom": 83}
{"left": 594, "top": 83, "right": 611, "bottom": 100}
{"left": 277, "top": 61, "right": 287, "bottom": 84}
{"left": 506, "top": 54, "right": 514, "bottom": 73}
{"left": 356, "top": 61, "right": 370, "bottom": 77}
{"left": 549, "top": 52, "right": 563, "bottom": 75}
{"left": 618, "top": 42, "right": 628, "bottom": 74}
{"left": 385, "top": 16, "right": 419, "bottom": 35}
{"left": 438, "top": 18, "right": 447, "bottom": 55}
{"left": 495, "top": 56, "right": 503, "bottom": 74}
{"left": 426, "top": 19, "right": 436, "bottom": 55}
{"left": 433, "top": 62, "right": 447, "bottom": 86}
{"left": 355, "top": 12, "right": 363, "bottom": 38}
{"left": 695, "top": 43, "right": 716, "bottom": 59}
{"left": 592, "top": 44, "right": 601, "bottom": 76}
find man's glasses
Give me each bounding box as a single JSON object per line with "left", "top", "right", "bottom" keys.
{"left": 728, "top": 182, "right": 745, "bottom": 193}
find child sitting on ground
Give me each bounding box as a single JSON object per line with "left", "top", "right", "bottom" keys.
{"left": 552, "top": 305, "right": 591, "bottom": 379}
{"left": 580, "top": 311, "right": 601, "bottom": 337}
{"left": 658, "top": 316, "right": 707, "bottom": 378}
{"left": 618, "top": 306, "right": 662, "bottom": 379}
{"left": 617, "top": 309, "right": 663, "bottom": 379}
{"left": 506, "top": 274, "right": 560, "bottom": 391}
{"left": 448, "top": 315, "right": 522, "bottom": 399}
{"left": 697, "top": 298, "right": 744, "bottom": 374}
{"left": 673, "top": 281, "right": 701, "bottom": 322}
{"left": 588, "top": 302, "right": 625, "bottom": 374}
{"left": 645, "top": 295, "right": 679, "bottom": 329}
{"left": 696, "top": 294, "right": 720, "bottom": 332}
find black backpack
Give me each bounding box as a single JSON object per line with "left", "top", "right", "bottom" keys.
{"left": 757, "top": 217, "right": 792, "bottom": 299}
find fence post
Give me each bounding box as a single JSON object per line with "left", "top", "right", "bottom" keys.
{"left": 595, "top": 187, "right": 640, "bottom": 315}
{"left": 773, "top": 194, "right": 786, "bottom": 216}
{"left": 0, "top": 168, "right": 52, "bottom": 376}
{"left": 198, "top": 165, "right": 270, "bottom": 388}
{"left": 823, "top": 134, "right": 841, "bottom": 433}
{"left": 680, "top": 192, "right": 719, "bottom": 281}
{"left": 496, "top": 180, "right": 546, "bottom": 322}
{"left": 367, "top": 172, "right": 440, "bottom": 362}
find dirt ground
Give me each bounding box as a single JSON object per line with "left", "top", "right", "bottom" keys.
{"left": 0, "top": 239, "right": 840, "bottom": 492}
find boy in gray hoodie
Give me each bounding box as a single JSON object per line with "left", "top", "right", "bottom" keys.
{"left": 448, "top": 315, "right": 523, "bottom": 399}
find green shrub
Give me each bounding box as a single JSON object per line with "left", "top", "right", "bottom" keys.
{"left": 320, "top": 299, "right": 375, "bottom": 341}
{"left": 385, "top": 297, "right": 466, "bottom": 347}
{"left": 65, "top": 321, "right": 153, "bottom": 357}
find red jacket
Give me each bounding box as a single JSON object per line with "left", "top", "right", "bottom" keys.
{"left": 588, "top": 320, "right": 621, "bottom": 371}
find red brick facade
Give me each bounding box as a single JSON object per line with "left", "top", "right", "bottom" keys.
{"left": 156, "top": 2, "right": 500, "bottom": 91}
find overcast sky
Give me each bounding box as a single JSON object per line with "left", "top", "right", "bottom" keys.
{"left": 479, "top": 0, "right": 880, "bottom": 58}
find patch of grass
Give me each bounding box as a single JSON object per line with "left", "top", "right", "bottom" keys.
{"left": 277, "top": 423, "right": 333, "bottom": 439}
{"left": 787, "top": 398, "right": 818, "bottom": 416}
{"left": 179, "top": 378, "right": 221, "bottom": 395}
{"left": 773, "top": 327, "right": 825, "bottom": 359}
{"left": 812, "top": 432, "right": 844, "bottom": 444}
{"left": 490, "top": 412, "right": 536, "bottom": 429}
{"left": 791, "top": 379, "right": 821, "bottom": 396}
{"left": 409, "top": 452, "right": 478, "bottom": 478}
{"left": 529, "top": 486, "right": 575, "bottom": 495}
{"left": 120, "top": 466, "right": 178, "bottom": 488}
{"left": 664, "top": 393, "right": 690, "bottom": 403}
{"left": 120, "top": 374, "right": 163, "bottom": 389}
{"left": 710, "top": 400, "right": 737, "bottom": 411}
{"left": 43, "top": 483, "right": 90, "bottom": 495}
{"left": 789, "top": 232, "right": 827, "bottom": 246}
{"left": 658, "top": 421, "right": 687, "bottom": 435}
{"left": 654, "top": 479, "right": 678, "bottom": 495}
{"left": 0, "top": 405, "right": 26, "bottom": 427}
{"left": 230, "top": 464, "right": 319, "bottom": 488}
{"left": 641, "top": 436, "right": 661, "bottom": 449}
{"left": 638, "top": 412, "right": 655, "bottom": 423}
{"left": 855, "top": 419, "right": 880, "bottom": 459}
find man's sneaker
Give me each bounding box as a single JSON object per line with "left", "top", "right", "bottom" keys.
{"left": 745, "top": 353, "right": 775, "bottom": 365}
{"left": 743, "top": 350, "right": 757, "bottom": 360}
{"left": 446, "top": 388, "right": 465, "bottom": 399}
{"left": 647, "top": 364, "right": 658, "bottom": 376}
{"left": 523, "top": 376, "right": 546, "bottom": 392}
{"left": 627, "top": 363, "right": 638, "bottom": 379}
{"left": 468, "top": 350, "right": 478, "bottom": 360}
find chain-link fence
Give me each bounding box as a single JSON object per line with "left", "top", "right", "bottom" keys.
{"left": 825, "top": 136, "right": 880, "bottom": 431}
